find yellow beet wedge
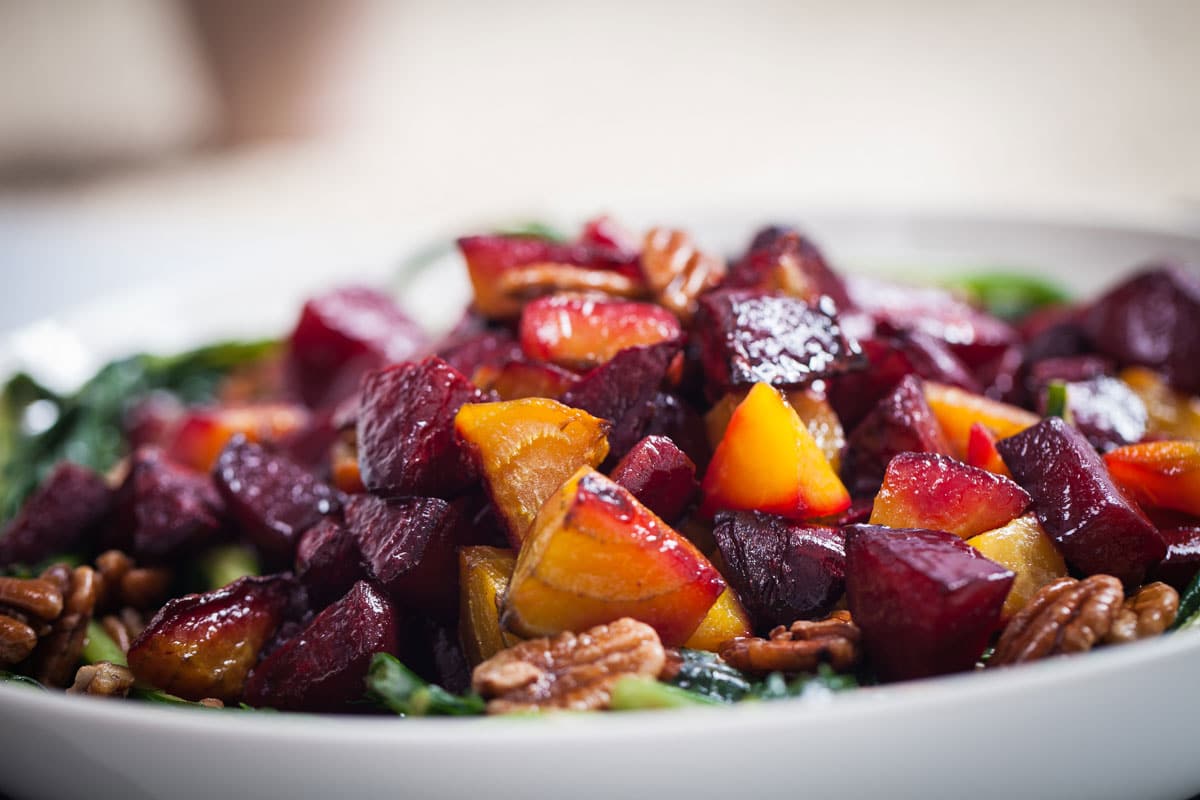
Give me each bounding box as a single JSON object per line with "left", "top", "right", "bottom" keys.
{"left": 923, "top": 381, "right": 1039, "bottom": 459}
{"left": 967, "top": 514, "right": 1067, "bottom": 621}
{"left": 458, "top": 546, "right": 522, "bottom": 665}
{"left": 682, "top": 587, "right": 753, "bottom": 652}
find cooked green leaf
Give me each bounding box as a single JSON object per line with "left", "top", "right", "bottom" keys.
{"left": 366, "top": 653, "right": 485, "bottom": 716}
{"left": 943, "top": 272, "right": 1071, "bottom": 320}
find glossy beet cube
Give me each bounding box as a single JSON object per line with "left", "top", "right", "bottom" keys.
{"left": 1035, "top": 375, "right": 1148, "bottom": 452}
{"left": 128, "top": 574, "right": 293, "bottom": 702}
{"left": 727, "top": 226, "right": 852, "bottom": 310}
{"left": 1150, "top": 526, "right": 1200, "bottom": 591}
{"left": 560, "top": 342, "right": 681, "bottom": 463}
{"left": 345, "top": 495, "right": 462, "bottom": 619}
{"left": 610, "top": 435, "right": 699, "bottom": 523}
{"left": 436, "top": 328, "right": 524, "bottom": 378}
{"left": 105, "top": 448, "right": 224, "bottom": 561}
{"left": 474, "top": 359, "right": 579, "bottom": 400}
{"left": 997, "top": 417, "right": 1166, "bottom": 585}
{"left": 694, "top": 290, "right": 863, "bottom": 395}
{"left": 213, "top": 438, "right": 340, "bottom": 562}
{"left": 845, "top": 525, "right": 1014, "bottom": 682}
{"left": 1085, "top": 264, "right": 1200, "bottom": 394}
{"left": 519, "top": 294, "right": 683, "bottom": 370}
{"left": 288, "top": 286, "right": 429, "bottom": 408}
{"left": 840, "top": 375, "right": 952, "bottom": 496}
{"left": 356, "top": 357, "right": 486, "bottom": 499}
{"left": 295, "top": 517, "right": 364, "bottom": 608}
{"left": 244, "top": 580, "right": 401, "bottom": 712}
{"left": 713, "top": 511, "right": 846, "bottom": 632}
{"left": 0, "top": 463, "right": 112, "bottom": 567}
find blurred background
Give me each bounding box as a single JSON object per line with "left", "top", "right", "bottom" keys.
{"left": 0, "top": 0, "right": 1198, "bottom": 329}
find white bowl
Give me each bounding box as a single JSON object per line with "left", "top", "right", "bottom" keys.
{"left": 2, "top": 212, "right": 1199, "bottom": 800}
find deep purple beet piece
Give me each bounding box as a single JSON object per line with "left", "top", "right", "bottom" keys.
{"left": 1034, "top": 375, "right": 1147, "bottom": 453}
{"left": 295, "top": 517, "right": 364, "bottom": 608}
{"left": 727, "top": 226, "right": 853, "bottom": 310}
{"left": 436, "top": 328, "right": 524, "bottom": 378}
{"left": 213, "top": 437, "right": 340, "bottom": 561}
{"left": 996, "top": 416, "right": 1166, "bottom": 585}
{"left": 345, "top": 495, "right": 462, "bottom": 620}
{"left": 712, "top": 511, "right": 846, "bottom": 632}
{"left": 244, "top": 580, "right": 400, "bottom": 712}
{"left": 610, "top": 435, "right": 698, "bottom": 523}
{"left": 356, "top": 357, "right": 486, "bottom": 499}
{"left": 1150, "top": 526, "right": 1200, "bottom": 592}
{"left": 845, "top": 524, "right": 1013, "bottom": 682}
{"left": 694, "top": 290, "right": 863, "bottom": 395}
{"left": 0, "top": 462, "right": 112, "bottom": 567}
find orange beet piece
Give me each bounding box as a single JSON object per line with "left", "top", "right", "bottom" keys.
{"left": 502, "top": 467, "right": 725, "bottom": 646}
{"left": 472, "top": 359, "right": 579, "bottom": 400}
{"left": 701, "top": 383, "right": 850, "bottom": 520}
{"left": 923, "top": 381, "right": 1038, "bottom": 459}
{"left": 458, "top": 546, "right": 521, "bottom": 665}
{"left": 167, "top": 403, "right": 311, "bottom": 473}
{"left": 1105, "top": 440, "right": 1200, "bottom": 518}
{"left": 519, "top": 294, "right": 682, "bottom": 370}
{"left": 682, "top": 587, "right": 753, "bottom": 652}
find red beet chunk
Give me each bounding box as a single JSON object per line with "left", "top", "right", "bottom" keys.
{"left": 610, "top": 435, "right": 698, "bottom": 523}
{"left": 288, "top": 286, "right": 429, "bottom": 408}
{"left": 457, "top": 234, "right": 640, "bottom": 279}
{"left": 345, "top": 495, "right": 461, "bottom": 619}
{"left": 214, "top": 438, "right": 340, "bottom": 562}
{"left": 436, "top": 328, "right": 524, "bottom": 378}
{"left": 518, "top": 294, "right": 683, "bottom": 370}
{"left": 123, "top": 391, "right": 185, "bottom": 450}
{"left": 845, "top": 524, "right": 1013, "bottom": 682}
{"left": 0, "top": 463, "right": 112, "bottom": 567}
{"left": 713, "top": 511, "right": 846, "bottom": 632}
{"left": 356, "top": 357, "right": 485, "bottom": 499}
{"left": 840, "top": 375, "right": 952, "bottom": 496}
{"left": 996, "top": 417, "right": 1166, "bottom": 585}
{"left": 1034, "top": 376, "right": 1147, "bottom": 453}
{"left": 128, "top": 575, "right": 294, "bottom": 702}
{"left": 476, "top": 359, "right": 579, "bottom": 400}
{"left": 105, "top": 448, "right": 224, "bottom": 562}
{"left": 560, "top": 342, "right": 683, "bottom": 464}
{"left": 1150, "top": 526, "right": 1200, "bottom": 591}
{"left": 727, "top": 226, "right": 853, "bottom": 311}
{"left": 579, "top": 215, "right": 640, "bottom": 257}
{"left": 295, "top": 518, "right": 365, "bottom": 608}
{"left": 642, "top": 392, "right": 712, "bottom": 472}
{"left": 244, "top": 580, "right": 401, "bottom": 712}
{"left": 1085, "top": 264, "right": 1200, "bottom": 394}
{"left": 694, "top": 290, "right": 863, "bottom": 395}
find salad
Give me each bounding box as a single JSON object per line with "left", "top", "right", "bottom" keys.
{"left": 1, "top": 216, "right": 1198, "bottom": 715}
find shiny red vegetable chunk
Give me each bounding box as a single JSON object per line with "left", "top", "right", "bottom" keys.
{"left": 519, "top": 294, "right": 682, "bottom": 370}
{"left": 0, "top": 463, "right": 111, "bottom": 568}
{"left": 609, "top": 435, "right": 698, "bottom": 523}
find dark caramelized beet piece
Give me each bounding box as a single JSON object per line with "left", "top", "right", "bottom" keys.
{"left": 105, "top": 448, "right": 223, "bottom": 561}
{"left": 560, "top": 342, "right": 682, "bottom": 464}
{"left": 288, "top": 286, "right": 428, "bottom": 408}
{"left": 213, "top": 438, "right": 340, "bottom": 561}
{"left": 356, "top": 357, "right": 486, "bottom": 499}
{"left": 0, "top": 462, "right": 112, "bottom": 567}
{"left": 1034, "top": 375, "right": 1147, "bottom": 452}
{"left": 610, "top": 435, "right": 698, "bottom": 523}
{"left": 1150, "top": 526, "right": 1200, "bottom": 591}
{"left": 345, "top": 495, "right": 462, "bottom": 619}
{"left": 727, "top": 226, "right": 852, "bottom": 310}
{"left": 693, "top": 290, "right": 862, "bottom": 395}
{"left": 643, "top": 392, "right": 712, "bottom": 472}
{"left": 996, "top": 417, "right": 1166, "bottom": 585}
{"left": 244, "top": 580, "right": 400, "bottom": 712}
{"left": 840, "top": 375, "right": 952, "bottom": 496}
{"left": 128, "top": 574, "right": 294, "bottom": 702}
{"left": 712, "top": 511, "right": 846, "bottom": 632}
{"left": 436, "top": 328, "right": 524, "bottom": 378}
{"left": 295, "top": 518, "right": 364, "bottom": 607}
{"left": 845, "top": 525, "right": 1013, "bottom": 682}
{"left": 1085, "top": 264, "right": 1200, "bottom": 394}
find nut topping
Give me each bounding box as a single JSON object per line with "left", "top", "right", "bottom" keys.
{"left": 68, "top": 662, "right": 135, "bottom": 697}
{"left": 495, "top": 263, "right": 644, "bottom": 304}
{"left": 0, "top": 576, "right": 64, "bottom": 621}
{"left": 31, "top": 565, "right": 99, "bottom": 687}
{"left": 719, "top": 610, "right": 862, "bottom": 674}
{"left": 641, "top": 228, "right": 727, "bottom": 320}
{"left": 1104, "top": 581, "right": 1179, "bottom": 645}
{"left": 472, "top": 617, "right": 666, "bottom": 713}
{"left": 992, "top": 575, "right": 1124, "bottom": 666}
{"left": 95, "top": 550, "right": 173, "bottom": 611}
{"left": 0, "top": 614, "right": 38, "bottom": 665}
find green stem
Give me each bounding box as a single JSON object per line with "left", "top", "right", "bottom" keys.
{"left": 82, "top": 619, "right": 127, "bottom": 667}
{"left": 199, "top": 544, "right": 260, "bottom": 590}
{"left": 609, "top": 676, "right": 721, "bottom": 710}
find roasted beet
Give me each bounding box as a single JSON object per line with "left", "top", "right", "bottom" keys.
{"left": 436, "top": 328, "right": 524, "bottom": 378}
{"left": 845, "top": 525, "right": 1013, "bottom": 682}
{"left": 712, "top": 511, "right": 846, "bottom": 632}
{"left": 295, "top": 518, "right": 364, "bottom": 607}
{"left": 356, "top": 357, "right": 486, "bottom": 499}
{"left": 0, "top": 462, "right": 112, "bottom": 567}
{"left": 727, "top": 226, "right": 852, "bottom": 310}
{"left": 1034, "top": 376, "right": 1148, "bottom": 452}
{"left": 840, "top": 375, "right": 952, "bottom": 496}
{"left": 579, "top": 215, "right": 640, "bottom": 256}
{"left": 519, "top": 294, "right": 683, "bottom": 370}
{"left": 642, "top": 392, "right": 712, "bottom": 471}
{"left": 610, "top": 435, "right": 699, "bottom": 523}
{"left": 693, "top": 290, "right": 863, "bottom": 395}
{"left": 1150, "top": 526, "right": 1200, "bottom": 591}
{"left": 105, "top": 448, "right": 224, "bottom": 562}
{"left": 128, "top": 574, "right": 293, "bottom": 702}
{"left": 475, "top": 359, "right": 579, "bottom": 400}
{"left": 244, "top": 580, "right": 401, "bottom": 712}
{"left": 560, "top": 342, "right": 682, "bottom": 464}
{"left": 1085, "top": 264, "right": 1200, "bottom": 394}
{"left": 287, "top": 286, "right": 429, "bottom": 408}
{"left": 123, "top": 391, "right": 185, "bottom": 450}
{"left": 996, "top": 417, "right": 1166, "bottom": 585}
{"left": 345, "top": 495, "right": 462, "bottom": 619}
{"left": 213, "top": 438, "right": 340, "bottom": 562}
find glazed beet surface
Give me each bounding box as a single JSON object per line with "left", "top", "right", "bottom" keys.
{"left": 1034, "top": 375, "right": 1148, "bottom": 452}
{"left": 0, "top": 462, "right": 112, "bottom": 567}
{"left": 609, "top": 435, "right": 699, "bottom": 523}
{"left": 295, "top": 518, "right": 365, "bottom": 608}
{"left": 1150, "top": 526, "right": 1200, "bottom": 591}
{"left": 727, "top": 226, "right": 853, "bottom": 310}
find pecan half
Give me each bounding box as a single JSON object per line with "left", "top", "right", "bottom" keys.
{"left": 1105, "top": 581, "right": 1179, "bottom": 645}
{"left": 641, "top": 228, "right": 727, "bottom": 320}
{"left": 472, "top": 618, "right": 666, "bottom": 713}
{"left": 68, "top": 662, "right": 135, "bottom": 697}
{"left": 719, "top": 610, "right": 861, "bottom": 674}
{"left": 95, "top": 550, "right": 172, "bottom": 611}
{"left": 0, "top": 576, "right": 64, "bottom": 621}
{"left": 0, "top": 614, "right": 38, "bottom": 665}
{"left": 992, "top": 575, "right": 1124, "bottom": 666}
{"left": 495, "top": 263, "right": 645, "bottom": 304}
{"left": 31, "top": 565, "right": 99, "bottom": 687}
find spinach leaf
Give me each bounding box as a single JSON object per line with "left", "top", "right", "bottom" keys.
{"left": 663, "top": 649, "right": 753, "bottom": 703}
{"left": 942, "top": 272, "right": 1070, "bottom": 321}
{"left": 749, "top": 664, "right": 860, "bottom": 701}
{"left": 1172, "top": 571, "right": 1200, "bottom": 631}
{"left": 609, "top": 676, "right": 722, "bottom": 711}
{"left": 0, "top": 670, "right": 46, "bottom": 690}
{"left": 366, "top": 653, "right": 486, "bottom": 716}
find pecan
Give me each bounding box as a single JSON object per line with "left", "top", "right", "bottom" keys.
{"left": 31, "top": 565, "right": 98, "bottom": 687}
{"left": 992, "top": 575, "right": 1124, "bottom": 666}
{"left": 198, "top": 698, "right": 225, "bottom": 709}
{"left": 719, "top": 610, "right": 861, "bottom": 674}
{"left": 1105, "top": 581, "right": 1179, "bottom": 645}
{"left": 0, "top": 576, "right": 64, "bottom": 621}
{"left": 495, "top": 263, "right": 645, "bottom": 304}
{"left": 641, "top": 228, "right": 727, "bottom": 320}
{"left": 68, "top": 662, "right": 135, "bottom": 697}
{"left": 95, "top": 550, "right": 172, "bottom": 611}
{"left": 472, "top": 618, "right": 666, "bottom": 713}
{"left": 0, "top": 614, "right": 38, "bottom": 665}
